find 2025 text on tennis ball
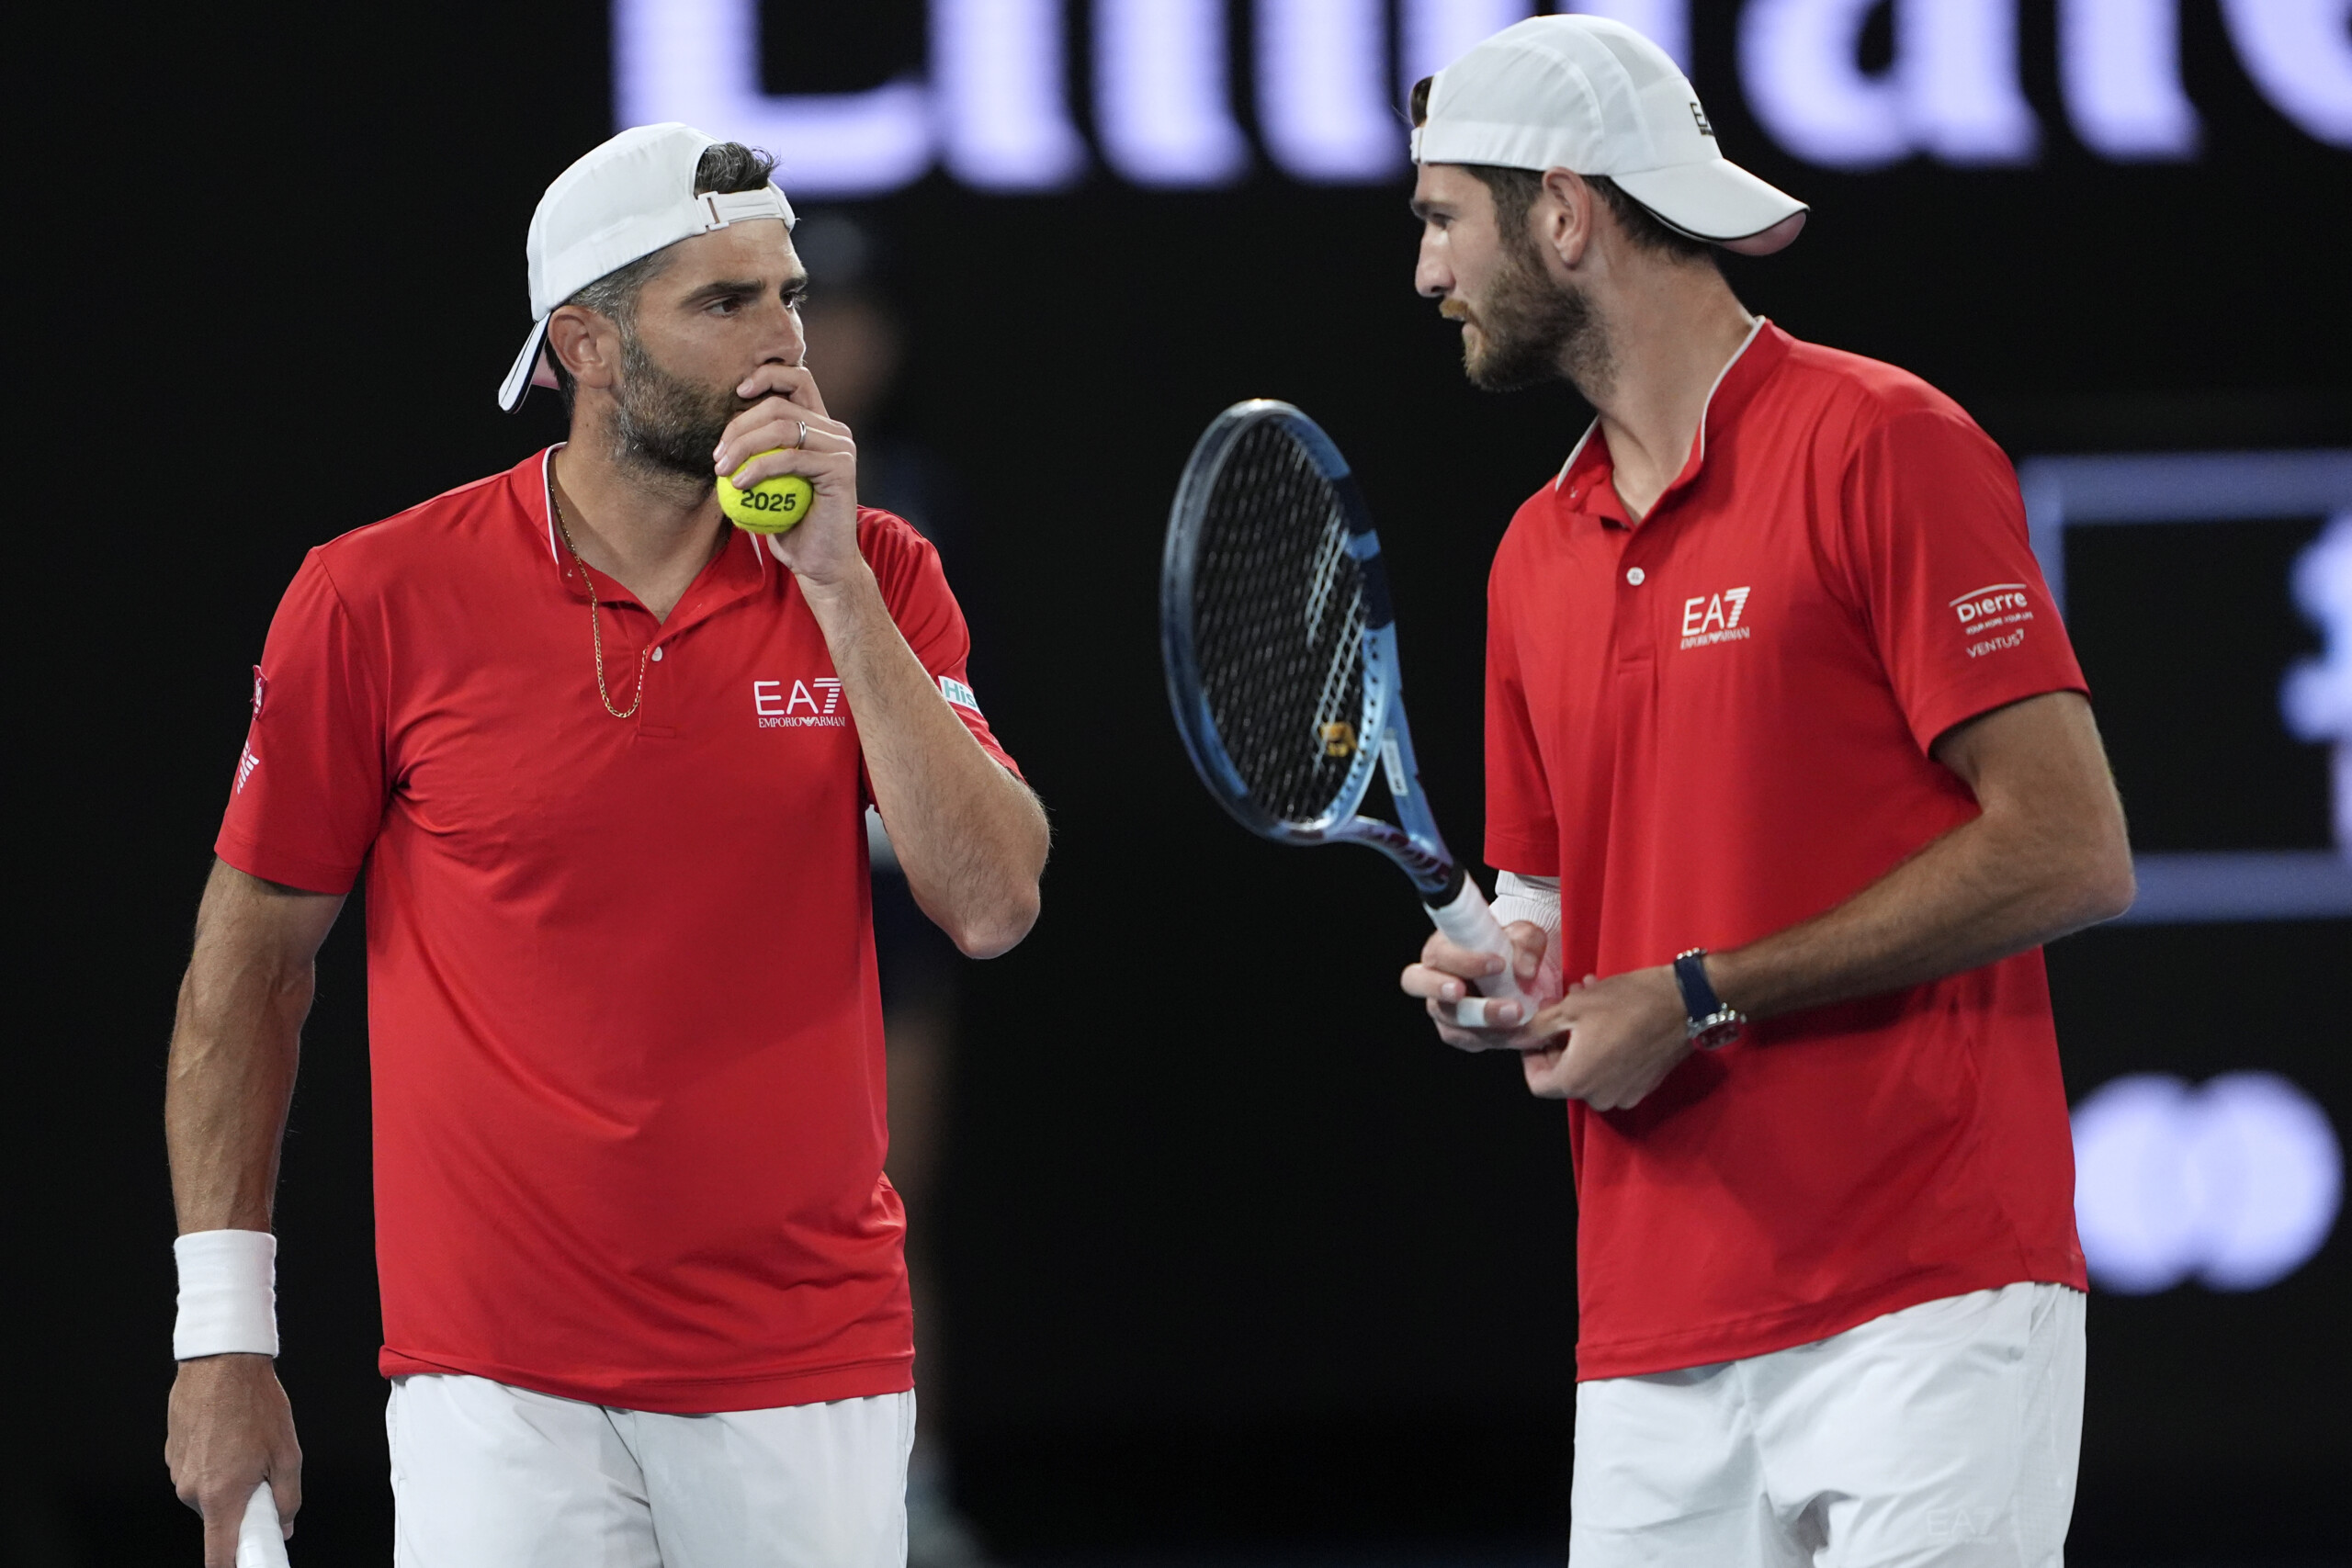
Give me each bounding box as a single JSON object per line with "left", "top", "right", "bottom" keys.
{"left": 716, "top": 457, "right": 814, "bottom": 535}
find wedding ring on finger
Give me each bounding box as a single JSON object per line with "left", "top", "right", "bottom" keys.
{"left": 792, "top": 420, "right": 808, "bottom": 450}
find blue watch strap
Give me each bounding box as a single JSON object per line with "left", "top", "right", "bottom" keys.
{"left": 1672, "top": 948, "right": 1724, "bottom": 1025}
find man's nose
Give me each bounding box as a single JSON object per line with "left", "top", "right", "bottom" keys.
{"left": 1415, "top": 236, "right": 1452, "bottom": 299}
{"left": 765, "top": 303, "right": 806, "bottom": 367}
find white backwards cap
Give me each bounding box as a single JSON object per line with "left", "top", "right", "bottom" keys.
{"left": 498, "top": 122, "right": 797, "bottom": 411}
{"left": 1411, "top": 16, "right": 1806, "bottom": 255}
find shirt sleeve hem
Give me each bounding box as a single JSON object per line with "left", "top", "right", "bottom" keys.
{"left": 213, "top": 830, "right": 361, "bottom": 897}
{"left": 1484, "top": 829, "right": 1557, "bottom": 874}
{"left": 1905, "top": 674, "right": 2090, "bottom": 757}
{"left": 952, "top": 710, "right": 1023, "bottom": 782}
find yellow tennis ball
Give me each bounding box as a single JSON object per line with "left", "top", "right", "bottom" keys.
{"left": 716, "top": 457, "right": 814, "bottom": 534}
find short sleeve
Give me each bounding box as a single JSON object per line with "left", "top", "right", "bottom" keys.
{"left": 213, "top": 550, "right": 390, "bottom": 894}
{"left": 1839, "top": 410, "right": 2088, "bottom": 753}
{"left": 863, "top": 512, "right": 1023, "bottom": 780}
{"left": 1485, "top": 568, "right": 1558, "bottom": 874}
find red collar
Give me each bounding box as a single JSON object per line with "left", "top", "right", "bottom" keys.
{"left": 516, "top": 446, "right": 769, "bottom": 627}
{"left": 1554, "top": 319, "right": 1792, "bottom": 528}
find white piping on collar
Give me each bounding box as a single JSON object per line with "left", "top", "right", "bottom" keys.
{"left": 539, "top": 446, "right": 564, "bottom": 567}
{"left": 1693, "top": 315, "right": 1769, "bottom": 468}
{"left": 1554, "top": 420, "right": 1600, "bottom": 491}
{"left": 542, "top": 442, "right": 770, "bottom": 579}
{"left": 1551, "top": 316, "right": 1770, "bottom": 491}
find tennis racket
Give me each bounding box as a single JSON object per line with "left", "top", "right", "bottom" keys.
{"left": 1159, "top": 399, "right": 1537, "bottom": 1032}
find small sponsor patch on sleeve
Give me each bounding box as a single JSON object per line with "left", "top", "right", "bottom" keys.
{"left": 1949, "top": 581, "right": 2036, "bottom": 658}
{"left": 940, "top": 675, "right": 981, "bottom": 714}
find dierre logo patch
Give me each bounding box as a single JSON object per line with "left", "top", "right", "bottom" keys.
{"left": 1950, "top": 582, "right": 2036, "bottom": 659}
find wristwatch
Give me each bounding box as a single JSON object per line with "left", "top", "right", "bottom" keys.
{"left": 1672, "top": 949, "right": 1746, "bottom": 1051}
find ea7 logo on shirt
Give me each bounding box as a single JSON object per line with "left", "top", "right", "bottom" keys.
{"left": 752, "top": 677, "right": 847, "bottom": 728}
{"left": 234, "top": 743, "right": 261, "bottom": 794}
{"left": 1679, "top": 586, "right": 1753, "bottom": 649}
{"left": 1951, "top": 582, "right": 2036, "bottom": 658}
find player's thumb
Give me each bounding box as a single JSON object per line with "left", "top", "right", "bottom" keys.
{"left": 1501, "top": 921, "right": 1547, "bottom": 983}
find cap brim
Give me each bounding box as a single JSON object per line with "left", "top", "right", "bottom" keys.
{"left": 1611, "top": 160, "right": 1808, "bottom": 254}
{"left": 496, "top": 317, "right": 551, "bottom": 412}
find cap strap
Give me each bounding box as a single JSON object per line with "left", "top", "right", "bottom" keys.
{"left": 695, "top": 187, "right": 796, "bottom": 233}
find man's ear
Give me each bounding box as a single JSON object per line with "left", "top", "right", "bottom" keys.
{"left": 1536, "top": 168, "right": 1597, "bottom": 270}
{"left": 546, "top": 305, "right": 620, "bottom": 393}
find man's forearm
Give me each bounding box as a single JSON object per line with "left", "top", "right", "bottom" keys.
{"left": 166, "top": 865, "right": 338, "bottom": 1233}
{"left": 804, "top": 570, "right": 1047, "bottom": 958}
{"left": 168, "top": 1003, "right": 303, "bottom": 1233}
{"left": 162, "top": 864, "right": 326, "bottom": 1563}
{"left": 1707, "top": 695, "right": 2133, "bottom": 1021}
{"left": 1707, "top": 815, "right": 2103, "bottom": 1021}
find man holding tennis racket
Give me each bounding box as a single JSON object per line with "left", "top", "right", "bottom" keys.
{"left": 1396, "top": 18, "right": 2132, "bottom": 1566}
{"left": 164, "top": 124, "right": 1046, "bottom": 1565}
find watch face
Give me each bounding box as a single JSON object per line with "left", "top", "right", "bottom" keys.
{"left": 1691, "top": 1018, "right": 1744, "bottom": 1052}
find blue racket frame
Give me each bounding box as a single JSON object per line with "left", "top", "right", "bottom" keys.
{"left": 1160, "top": 400, "right": 1464, "bottom": 902}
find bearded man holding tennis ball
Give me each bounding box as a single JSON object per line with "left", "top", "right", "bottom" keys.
{"left": 164, "top": 123, "right": 1046, "bottom": 1567}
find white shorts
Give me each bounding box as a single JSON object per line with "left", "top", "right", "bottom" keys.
{"left": 1570, "top": 1281, "right": 2086, "bottom": 1568}
{"left": 387, "top": 1373, "right": 915, "bottom": 1568}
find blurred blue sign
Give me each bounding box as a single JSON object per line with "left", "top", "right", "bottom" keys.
{"left": 2282, "top": 514, "right": 2352, "bottom": 861}
{"left": 2021, "top": 451, "right": 2352, "bottom": 923}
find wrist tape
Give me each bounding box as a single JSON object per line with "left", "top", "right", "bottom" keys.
{"left": 173, "top": 1230, "right": 278, "bottom": 1359}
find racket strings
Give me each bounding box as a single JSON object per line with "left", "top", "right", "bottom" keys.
{"left": 1192, "top": 423, "right": 1371, "bottom": 826}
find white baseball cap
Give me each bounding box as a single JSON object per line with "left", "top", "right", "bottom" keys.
{"left": 1411, "top": 16, "right": 1805, "bottom": 255}
{"left": 498, "top": 122, "right": 797, "bottom": 411}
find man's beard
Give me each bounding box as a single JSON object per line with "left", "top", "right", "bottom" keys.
{"left": 608, "top": 331, "right": 752, "bottom": 487}
{"left": 1464, "top": 235, "right": 1612, "bottom": 398}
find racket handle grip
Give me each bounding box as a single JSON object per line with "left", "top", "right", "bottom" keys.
{"left": 1425, "top": 876, "right": 1541, "bottom": 1032}
{"left": 239, "top": 1481, "right": 289, "bottom": 1567}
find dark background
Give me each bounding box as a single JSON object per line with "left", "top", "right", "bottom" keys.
{"left": 17, "top": 1, "right": 2349, "bottom": 1562}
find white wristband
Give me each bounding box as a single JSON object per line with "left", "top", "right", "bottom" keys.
{"left": 1490, "top": 870, "right": 1561, "bottom": 942}
{"left": 174, "top": 1230, "right": 278, "bottom": 1359}
{"left": 1492, "top": 870, "right": 1565, "bottom": 1000}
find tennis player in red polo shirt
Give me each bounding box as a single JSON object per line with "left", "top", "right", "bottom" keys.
{"left": 1396, "top": 19, "right": 2134, "bottom": 1567}
{"left": 162, "top": 124, "right": 1048, "bottom": 1567}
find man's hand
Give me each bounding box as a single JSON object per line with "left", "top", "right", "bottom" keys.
{"left": 1400, "top": 919, "right": 1552, "bottom": 1049}
{"left": 713, "top": 381, "right": 1046, "bottom": 959}
{"left": 1516, "top": 965, "right": 1690, "bottom": 1108}
{"left": 708, "top": 365, "right": 864, "bottom": 592}
{"left": 1404, "top": 931, "right": 1694, "bottom": 1108}
{"left": 167, "top": 1353, "right": 299, "bottom": 1565}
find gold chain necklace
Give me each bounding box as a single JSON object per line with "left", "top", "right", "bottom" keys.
{"left": 549, "top": 493, "right": 647, "bottom": 720}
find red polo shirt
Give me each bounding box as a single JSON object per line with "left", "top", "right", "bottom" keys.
{"left": 1485, "top": 322, "right": 2089, "bottom": 1382}
{"left": 216, "top": 448, "right": 1018, "bottom": 1413}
